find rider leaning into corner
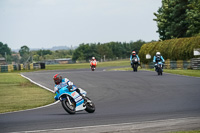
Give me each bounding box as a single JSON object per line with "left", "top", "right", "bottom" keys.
{"left": 130, "top": 51, "right": 140, "bottom": 65}
{"left": 153, "top": 52, "right": 165, "bottom": 71}
{"left": 53, "top": 74, "right": 85, "bottom": 99}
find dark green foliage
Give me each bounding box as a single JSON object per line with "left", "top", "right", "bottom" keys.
{"left": 19, "top": 45, "right": 31, "bottom": 63}
{"left": 36, "top": 50, "right": 52, "bottom": 56}
{"left": 72, "top": 40, "right": 146, "bottom": 61}
{"left": 0, "top": 42, "right": 11, "bottom": 57}
{"left": 154, "top": 0, "right": 200, "bottom": 40}
{"left": 19, "top": 45, "right": 30, "bottom": 57}
{"left": 138, "top": 36, "right": 200, "bottom": 63}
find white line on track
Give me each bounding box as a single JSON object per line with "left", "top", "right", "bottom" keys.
{"left": 20, "top": 74, "right": 54, "bottom": 93}
{"left": 11, "top": 117, "right": 200, "bottom": 133}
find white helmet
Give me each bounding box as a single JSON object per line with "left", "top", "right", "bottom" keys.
{"left": 92, "top": 57, "right": 95, "bottom": 60}
{"left": 156, "top": 52, "right": 161, "bottom": 56}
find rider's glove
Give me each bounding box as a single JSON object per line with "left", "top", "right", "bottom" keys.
{"left": 68, "top": 85, "right": 73, "bottom": 92}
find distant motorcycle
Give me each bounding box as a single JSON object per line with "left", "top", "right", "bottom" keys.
{"left": 156, "top": 61, "right": 163, "bottom": 75}
{"left": 54, "top": 84, "right": 95, "bottom": 114}
{"left": 131, "top": 57, "right": 139, "bottom": 72}
{"left": 90, "top": 61, "right": 97, "bottom": 71}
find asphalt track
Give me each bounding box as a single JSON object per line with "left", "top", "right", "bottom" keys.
{"left": 0, "top": 68, "right": 200, "bottom": 133}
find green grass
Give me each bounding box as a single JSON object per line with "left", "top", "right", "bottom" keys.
{"left": 45, "top": 59, "right": 130, "bottom": 70}
{"left": 0, "top": 73, "right": 55, "bottom": 113}
{"left": 170, "top": 131, "right": 200, "bottom": 133}
{"left": 108, "top": 67, "right": 200, "bottom": 77}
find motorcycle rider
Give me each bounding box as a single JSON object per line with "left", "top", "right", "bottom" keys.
{"left": 153, "top": 52, "right": 165, "bottom": 71}
{"left": 53, "top": 74, "right": 85, "bottom": 99}
{"left": 130, "top": 51, "right": 140, "bottom": 65}
{"left": 90, "top": 57, "right": 97, "bottom": 65}
{"left": 90, "top": 57, "right": 97, "bottom": 67}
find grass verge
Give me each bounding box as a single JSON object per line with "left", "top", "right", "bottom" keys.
{"left": 45, "top": 59, "right": 130, "bottom": 70}
{"left": 108, "top": 67, "right": 200, "bottom": 77}
{"left": 0, "top": 73, "right": 55, "bottom": 113}
{"left": 170, "top": 131, "right": 200, "bottom": 133}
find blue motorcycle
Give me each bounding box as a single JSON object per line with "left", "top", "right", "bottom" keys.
{"left": 54, "top": 84, "right": 95, "bottom": 114}
{"left": 156, "top": 61, "right": 163, "bottom": 75}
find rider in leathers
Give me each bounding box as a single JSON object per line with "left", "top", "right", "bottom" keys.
{"left": 130, "top": 51, "right": 140, "bottom": 65}
{"left": 53, "top": 74, "right": 85, "bottom": 98}
{"left": 153, "top": 52, "right": 165, "bottom": 71}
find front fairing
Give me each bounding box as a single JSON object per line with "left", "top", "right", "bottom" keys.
{"left": 54, "top": 86, "right": 87, "bottom": 101}
{"left": 158, "top": 61, "right": 163, "bottom": 67}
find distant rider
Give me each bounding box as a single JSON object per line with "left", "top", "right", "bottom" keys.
{"left": 90, "top": 57, "right": 97, "bottom": 67}
{"left": 130, "top": 51, "right": 140, "bottom": 65}
{"left": 153, "top": 52, "right": 165, "bottom": 71}
{"left": 53, "top": 74, "right": 85, "bottom": 98}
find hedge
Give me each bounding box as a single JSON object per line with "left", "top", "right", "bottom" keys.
{"left": 138, "top": 36, "right": 200, "bottom": 63}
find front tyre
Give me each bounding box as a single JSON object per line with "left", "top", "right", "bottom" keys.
{"left": 61, "top": 97, "right": 76, "bottom": 114}
{"left": 157, "top": 67, "right": 162, "bottom": 76}
{"left": 85, "top": 97, "right": 95, "bottom": 113}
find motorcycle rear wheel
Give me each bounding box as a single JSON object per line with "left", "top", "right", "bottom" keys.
{"left": 61, "top": 97, "right": 76, "bottom": 114}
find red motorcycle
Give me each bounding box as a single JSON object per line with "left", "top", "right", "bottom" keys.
{"left": 90, "top": 61, "right": 97, "bottom": 71}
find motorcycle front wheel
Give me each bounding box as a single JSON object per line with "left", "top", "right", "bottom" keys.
{"left": 157, "top": 67, "right": 162, "bottom": 76}
{"left": 61, "top": 97, "right": 76, "bottom": 114}
{"left": 85, "top": 97, "right": 95, "bottom": 113}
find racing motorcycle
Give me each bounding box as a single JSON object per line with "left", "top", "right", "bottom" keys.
{"left": 132, "top": 57, "right": 139, "bottom": 72}
{"left": 156, "top": 61, "right": 163, "bottom": 75}
{"left": 90, "top": 61, "right": 97, "bottom": 71}
{"left": 54, "top": 83, "right": 95, "bottom": 114}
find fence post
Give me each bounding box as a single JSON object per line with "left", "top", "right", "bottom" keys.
{"left": 177, "top": 60, "right": 183, "bottom": 69}
{"left": 30, "top": 63, "right": 33, "bottom": 70}
{"left": 20, "top": 64, "right": 24, "bottom": 70}
{"left": 8, "top": 65, "right": 11, "bottom": 72}
{"left": 165, "top": 59, "right": 170, "bottom": 69}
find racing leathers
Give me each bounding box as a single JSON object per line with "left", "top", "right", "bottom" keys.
{"left": 90, "top": 59, "right": 97, "bottom": 66}
{"left": 54, "top": 78, "right": 85, "bottom": 98}
{"left": 153, "top": 55, "right": 165, "bottom": 71}
{"left": 130, "top": 54, "right": 140, "bottom": 65}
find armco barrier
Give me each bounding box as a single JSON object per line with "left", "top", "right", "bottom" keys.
{"left": 0, "top": 63, "right": 46, "bottom": 72}
{"left": 1, "top": 65, "right": 8, "bottom": 72}
{"left": 141, "top": 60, "right": 192, "bottom": 69}
{"left": 191, "top": 58, "right": 200, "bottom": 70}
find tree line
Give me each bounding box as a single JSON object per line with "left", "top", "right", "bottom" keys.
{"left": 72, "top": 40, "right": 147, "bottom": 61}
{"left": 0, "top": 40, "right": 147, "bottom": 64}
{"left": 0, "top": 43, "right": 74, "bottom": 64}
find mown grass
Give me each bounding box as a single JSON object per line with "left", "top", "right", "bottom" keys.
{"left": 108, "top": 67, "right": 200, "bottom": 77}
{"left": 0, "top": 73, "right": 55, "bottom": 113}
{"left": 45, "top": 59, "right": 130, "bottom": 70}
{"left": 170, "top": 131, "right": 200, "bottom": 133}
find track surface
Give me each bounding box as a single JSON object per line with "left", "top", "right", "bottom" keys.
{"left": 0, "top": 68, "right": 200, "bottom": 132}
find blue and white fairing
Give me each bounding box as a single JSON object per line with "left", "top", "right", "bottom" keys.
{"left": 54, "top": 86, "right": 87, "bottom": 111}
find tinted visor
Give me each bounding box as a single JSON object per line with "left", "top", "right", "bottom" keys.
{"left": 54, "top": 78, "right": 61, "bottom": 85}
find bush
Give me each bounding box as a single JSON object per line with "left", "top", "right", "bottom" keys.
{"left": 138, "top": 36, "right": 200, "bottom": 63}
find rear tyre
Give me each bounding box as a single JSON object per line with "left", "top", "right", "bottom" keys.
{"left": 91, "top": 66, "right": 95, "bottom": 71}
{"left": 61, "top": 97, "right": 76, "bottom": 114}
{"left": 85, "top": 97, "right": 95, "bottom": 113}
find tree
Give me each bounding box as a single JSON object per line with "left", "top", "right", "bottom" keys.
{"left": 0, "top": 42, "right": 11, "bottom": 57}
{"left": 154, "top": 0, "right": 200, "bottom": 40}
{"left": 19, "top": 45, "right": 30, "bottom": 63}
{"left": 19, "top": 45, "right": 30, "bottom": 57}
{"left": 186, "top": 0, "right": 200, "bottom": 36}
